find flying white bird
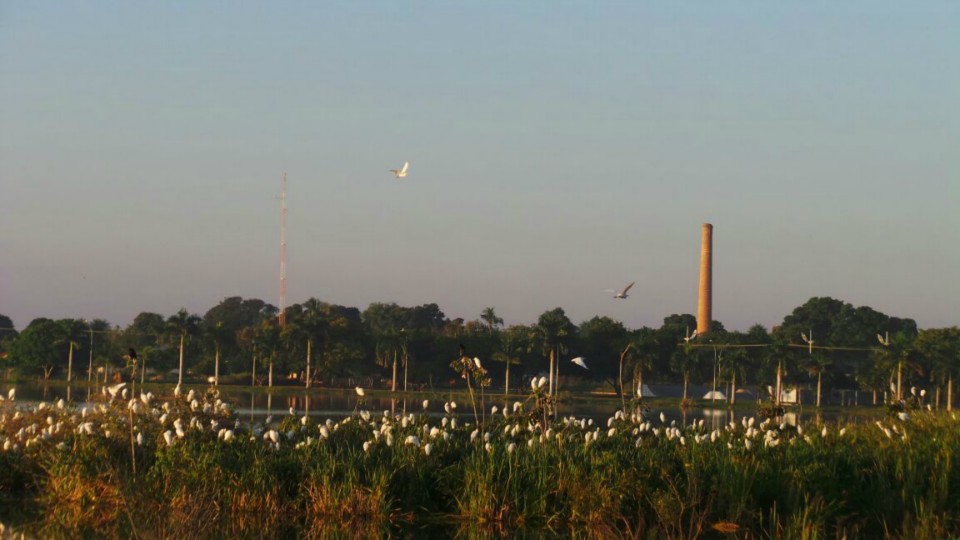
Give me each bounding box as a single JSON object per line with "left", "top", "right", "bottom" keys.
{"left": 571, "top": 357, "right": 588, "bottom": 370}
{"left": 389, "top": 161, "right": 409, "bottom": 178}
{"left": 355, "top": 387, "right": 365, "bottom": 397}
{"left": 684, "top": 328, "right": 697, "bottom": 344}
{"left": 604, "top": 282, "right": 635, "bottom": 299}
{"left": 107, "top": 383, "right": 126, "bottom": 398}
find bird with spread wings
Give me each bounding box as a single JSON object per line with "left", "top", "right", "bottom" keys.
{"left": 390, "top": 161, "right": 409, "bottom": 178}
{"left": 604, "top": 281, "right": 635, "bottom": 299}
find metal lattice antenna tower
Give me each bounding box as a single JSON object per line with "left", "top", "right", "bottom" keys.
{"left": 279, "top": 173, "right": 287, "bottom": 328}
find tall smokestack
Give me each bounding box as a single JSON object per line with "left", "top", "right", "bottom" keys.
{"left": 697, "top": 223, "right": 713, "bottom": 335}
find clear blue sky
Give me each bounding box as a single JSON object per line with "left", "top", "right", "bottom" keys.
{"left": 1, "top": 2, "right": 957, "bottom": 332}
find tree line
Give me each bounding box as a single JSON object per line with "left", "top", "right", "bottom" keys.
{"left": 1, "top": 296, "right": 958, "bottom": 407}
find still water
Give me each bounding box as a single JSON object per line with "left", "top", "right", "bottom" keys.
{"left": 6, "top": 380, "right": 883, "bottom": 429}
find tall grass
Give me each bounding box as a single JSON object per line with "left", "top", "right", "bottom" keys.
{"left": 0, "top": 388, "right": 958, "bottom": 538}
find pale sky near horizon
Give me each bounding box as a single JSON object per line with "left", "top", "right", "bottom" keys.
{"left": 1, "top": 2, "right": 958, "bottom": 332}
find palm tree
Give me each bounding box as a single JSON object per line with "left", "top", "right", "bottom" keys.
{"left": 252, "top": 318, "right": 281, "bottom": 387}
{"left": 627, "top": 330, "right": 657, "bottom": 402}
{"left": 533, "top": 309, "right": 575, "bottom": 397}
{"left": 281, "top": 299, "right": 327, "bottom": 388}
{"left": 670, "top": 341, "right": 699, "bottom": 403}
{"left": 805, "top": 353, "right": 831, "bottom": 408}
{"left": 57, "top": 319, "right": 85, "bottom": 383}
{"left": 480, "top": 307, "right": 504, "bottom": 334}
{"left": 763, "top": 335, "right": 792, "bottom": 405}
{"left": 492, "top": 325, "right": 528, "bottom": 397}
{"left": 723, "top": 346, "right": 749, "bottom": 405}
{"left": 302, "top": 299, "right": 327, "bottom": 388}
{"left": 875, "top": 331, "right": 920, "bottom": 403}
{"left": 58, "top": 319, "right": 87, "bottom": 384}
{"left": 203, "top": 320, "right": 231, "bottom": 386}
{"left": 166, "top": 309, "right": 201, "bottom": 387}
{"left": 375, "top": 327, "right": 405, "bottom": 392}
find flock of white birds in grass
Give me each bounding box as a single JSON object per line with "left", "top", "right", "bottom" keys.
{"left": 1, "top": 381, "right": 952, "bottom": 458}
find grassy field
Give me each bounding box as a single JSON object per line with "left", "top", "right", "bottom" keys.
{"left": 0, "top": 383, "right": 957, "bottom": 538}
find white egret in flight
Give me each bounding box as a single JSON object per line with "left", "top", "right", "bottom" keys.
{"left": 107, "top": 382, "right": 126, "bottom": 398}
{"left": 390, "top": 161, "right": 409, "bottom": 178}
{"left": 604, "top": 282, "right": 635, "bottom": 299}
{"left": 571, "top": 357, "right": 588, "bottom": 370}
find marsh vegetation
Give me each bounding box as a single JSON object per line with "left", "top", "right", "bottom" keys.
{"left": 1, "top": 382, "right": 958, "bottom": 538}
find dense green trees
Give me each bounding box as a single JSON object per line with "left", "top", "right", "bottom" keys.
{"left": 8, "top": 319, "right": 66, "bottom": 378}
{"left": 2, "top": 297, "right": 957, "bottom": 410}
{"left": 0, "top": 314, "right": 18, "bottom": 358}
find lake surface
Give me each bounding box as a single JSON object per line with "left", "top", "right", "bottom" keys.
{"left": 5, "top": 380, "right": 885, "bottom": 429}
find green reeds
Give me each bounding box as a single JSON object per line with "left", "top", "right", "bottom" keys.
{"left": 1, "top": 390, "right": 959, "bottom": 538}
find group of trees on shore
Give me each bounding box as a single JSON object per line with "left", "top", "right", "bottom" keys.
{"left": 1, "top": 296, "right": 958, "bottom": 406}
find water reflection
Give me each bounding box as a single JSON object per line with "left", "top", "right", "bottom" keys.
{"left": 5, "top": 381, "right": 886, "bottom": 427}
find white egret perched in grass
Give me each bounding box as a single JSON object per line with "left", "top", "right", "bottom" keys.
{"left": 473, "top": 357, "right": 483, "bottom": 370}
{"left": 604, "top": 281, "right": 635, "bottom": 299}
{"left": 571, "top": 357, "right": 588, "bottom": 370}
{"left": 389, "top": 161, "right": 409, "bottom": 178}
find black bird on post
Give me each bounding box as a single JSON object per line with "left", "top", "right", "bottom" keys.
{"left": 124, "top": 348, "right": 139, "bottom": 389}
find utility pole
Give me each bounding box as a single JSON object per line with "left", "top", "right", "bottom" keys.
{"left": 802, "top": 330, "right": 818, "bottom": 407}
{"left": 86, "top": 321, "right": 94, "bottom": 382}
